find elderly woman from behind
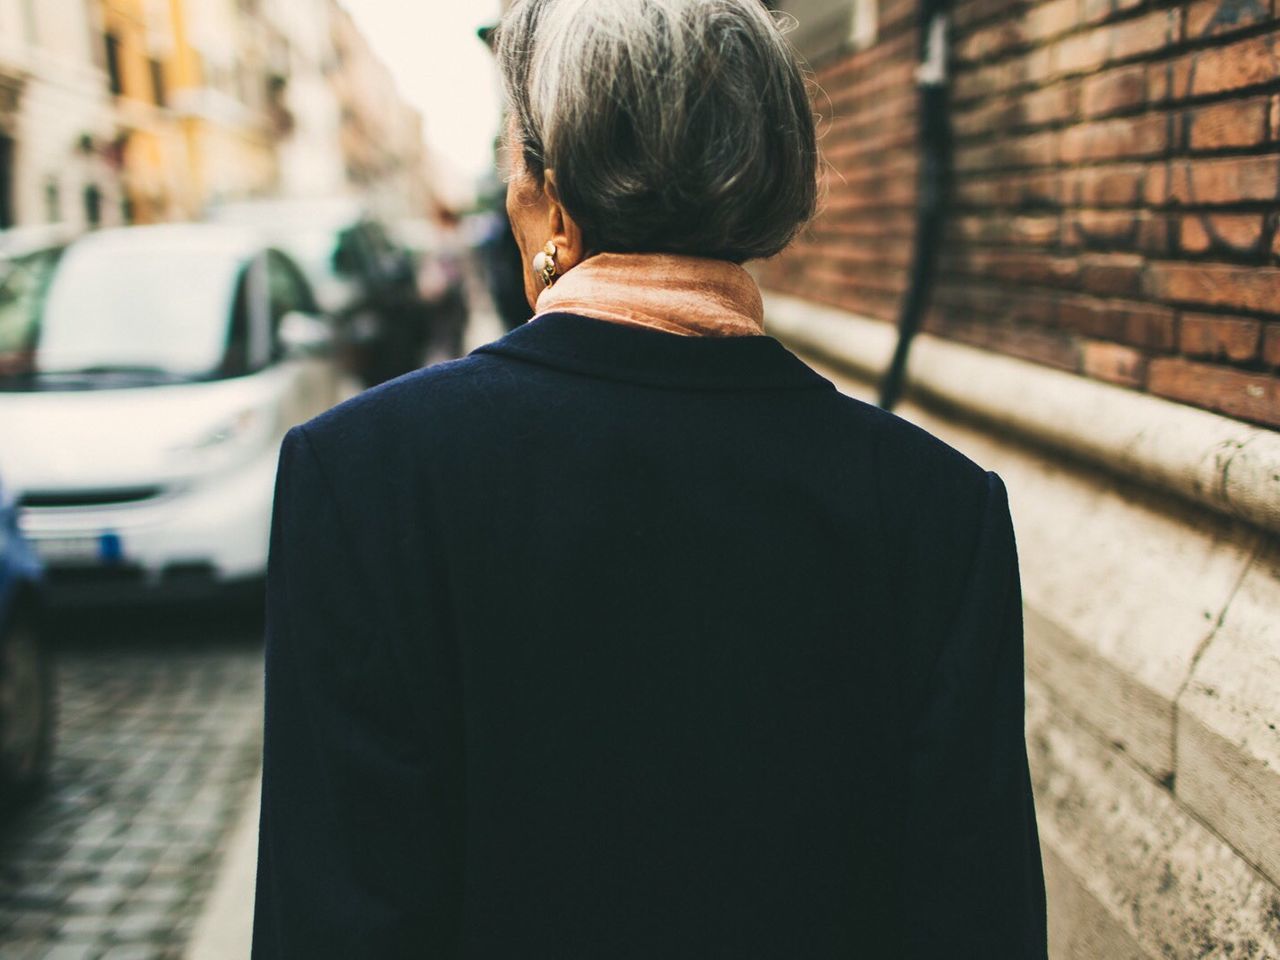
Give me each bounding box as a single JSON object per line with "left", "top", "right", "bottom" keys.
{"left": 251, "top": 0, "right": 1047, "bottom": 957}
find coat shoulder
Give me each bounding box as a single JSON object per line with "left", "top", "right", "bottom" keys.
{"left": 299, "top": 353, "right": 512, "bottom": 458}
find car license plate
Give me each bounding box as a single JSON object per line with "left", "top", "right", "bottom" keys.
{"left": 33, "top": 532, "right": 123, "bottom": 565}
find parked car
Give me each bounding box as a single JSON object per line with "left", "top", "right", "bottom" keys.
{"left": 0, "top": 225, "right": 342, "bottom": 605}
{"left": 0, "top": 224, "right": 75, "bottom": 377}
{"left": 209, "top": 198, "right": 429, "bottom": 386}
{"left": 0, "top": 470, "right": 51, "bottom": 806}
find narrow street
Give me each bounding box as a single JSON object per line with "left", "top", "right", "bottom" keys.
{"left": 0, "top": 604, "right": 265, "bottom": 960}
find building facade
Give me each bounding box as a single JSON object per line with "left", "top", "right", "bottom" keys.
{"left": 0, "top": 0, "right": 125, "bottom": 230}
{"left": 327, "top": 2, "right": 431, "bottom": 218}
{"left": 262, "top": 0, "right": 347, "bottom": 199}
{"left": 0, "top": 0, "right": 433, "bottom": 230}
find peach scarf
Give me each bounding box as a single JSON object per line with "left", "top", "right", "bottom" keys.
{"left": 533, "top": 252, "right": 765, "bottom": 337}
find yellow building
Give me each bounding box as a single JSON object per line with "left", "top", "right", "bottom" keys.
{"left": 96, "top": 0, "right": 187, "bottom": 222}
{"left": 164, "top": 0, "right": 284, "bottom": 217}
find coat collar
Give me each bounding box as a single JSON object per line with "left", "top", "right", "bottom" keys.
{"left": 474, "top": 312, "right": 833, "bottom": 393}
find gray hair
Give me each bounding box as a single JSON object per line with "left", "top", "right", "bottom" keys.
{"left": 496, "top": 0, "right": 818, "bottom": 263}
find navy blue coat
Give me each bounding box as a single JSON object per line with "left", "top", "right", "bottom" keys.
{"left": 251, "top": 312, "right": 1047, "bottom": 958}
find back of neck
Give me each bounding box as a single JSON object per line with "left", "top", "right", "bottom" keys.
{"left": 533, "top": 252, "right": 765, "bottom": 338}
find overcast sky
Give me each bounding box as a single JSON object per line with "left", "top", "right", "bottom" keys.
{"left": 341, "top": 0, "right": 504, "bottom": 196}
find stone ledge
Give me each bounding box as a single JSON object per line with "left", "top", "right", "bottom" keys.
{"left": 764, "top": 293, "right": 1280, "bottom": 537}
{"left": 1177, "top": 537, "right": 1280, "bottom": 890}
{"left": 1028, "top": 679, "right": 1280, "bottom": 959}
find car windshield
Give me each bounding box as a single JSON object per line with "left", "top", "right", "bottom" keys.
{"left": 37, "top": 242, "right": 241, "bottom": 377}
{"left": 0, "top": 249, "right": 61, "bottom": 369}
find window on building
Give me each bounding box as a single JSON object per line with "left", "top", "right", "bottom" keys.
{"left": 44, "top": 178, "right": 60, "bottom": 224}
{"left": 150, "top": 58, "right": 167, "bottom": 107}
{"left": 0, "top": 135, "right": 14, "bottom": 229}
{"left": 767, "top": 0, "right": 878, "bottom": 63}
{"left": 83, "top": 184, "right": 103, "bottom": 228}
{"left": 104, "top": 32, "right": 124, "bottom": 96}
{"left": 20, "top": 0, "right": 38, "bottom": 45}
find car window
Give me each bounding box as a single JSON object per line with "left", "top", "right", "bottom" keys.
{"left": 220, "top": 268, "right": 253, "bottom": 378}
{"left": 39, "top": 241, "right": 242, "bottom": 376}
{"left": 0, "top": 248, "right": 62, "bottom": 373}
{"left": 267, "top": 252, "right": 314, "bottom": 317}
{"left": 267, "top": 252, "right": 318, "bottom": 356}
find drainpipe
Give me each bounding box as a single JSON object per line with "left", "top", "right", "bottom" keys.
{"left": 878, "top": 5, "right": 951, "bottom": 411}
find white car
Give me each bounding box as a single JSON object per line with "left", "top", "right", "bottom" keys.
{"left": 0, "top": 225, "right": 343, "bottom": 604}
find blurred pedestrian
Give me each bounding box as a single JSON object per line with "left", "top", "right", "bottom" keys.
{"left": 252, "top": 1, "right": 1047, "bottom": 957}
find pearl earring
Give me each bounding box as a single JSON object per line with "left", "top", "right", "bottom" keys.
{"left": 532, "top": 241, "right": 558, "bottom": 288}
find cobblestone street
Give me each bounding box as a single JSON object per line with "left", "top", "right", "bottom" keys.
{"left": 0, "top": 604, "right": 265, "bottom": 960}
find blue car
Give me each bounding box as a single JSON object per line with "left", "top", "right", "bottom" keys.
{"left": 0, "top": 472, "right": 52, "bottom": 805}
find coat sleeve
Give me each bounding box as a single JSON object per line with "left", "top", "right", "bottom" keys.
{"left": 902, "top": 471, "right": 1047, "bottom": 958}
{"left": 251, "top": 426, "right": 464, "bottom": 959}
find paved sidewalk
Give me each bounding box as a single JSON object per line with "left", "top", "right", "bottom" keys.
{"left": 0, "top": 617, "right": 265, "bottom": 960}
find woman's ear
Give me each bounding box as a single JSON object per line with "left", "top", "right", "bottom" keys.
{"left": 544, "top": 171, "right": 585, "bottom": 272}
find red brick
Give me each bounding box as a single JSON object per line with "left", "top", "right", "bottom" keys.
{"left": 1264, "top": 324, "right": 1280, "bottom": 366}
{"left": 1024, "top": 45, "right": 1056, "bottom": 84}
{"left": 1109, "top": 9, "right": 1178, "bottom": 61}
{"left": 1180, "top": 313, "right": 1262, "bottom": 361}
{"left": 957, "top": 19, "right": 1027, "bottom": 63}
{"left": 999, "top": 171, "right": 1062, "bottom": 206}
{"left": 1058, "top": 297, "right": 1176, "bottom": 347}
{"left": 1144, "top": 163, "right": 1170, "bottom": 205}
{"left": 960, "top": 320, "right": 1082, "bottom": 372}
{"left": 1077, "top": 164, "right": 1146, "bottom": 206}
{"left": 985, "top": 251, "right": 1080, "bottom": 286}
{"left": 1026, "top": 0, "right": 1079, "bottom": 41}
{"left": 1059, "top": 295, "right": 1109, "bottom": 337}
{"left": 1137, "top": 213, "right": 1176, "bottom": 255}
{"left": 953, "top": 0, "right": 1029, "bottom": 30}
{"left": 953, "top": 97, "right": 1018, "bottom": 138}
{"left": 1080, "top": 253, "right": 1145, "bottom": 296}
{"left": 1185, "top": 0, "right": 1270, "bottom": 40}
{"left": 1146, "top": 262, "right": 1280, "bottom": 312}
{"left": 1148, "top": 358, "right": 1280, "bottom": 427}
{"left": 1187, "top": 97, "right": 1270, "bottom": 150}
{"left": 1082, "top": 340, "right": 1148, "bottom": 387}
{"left": 1083, "top": 0, "right": 1141, "bottom": 24}
{"left": 1163, "top": 156, "right": 1280, "bottom": 205}
{"left": 1148, "top": 62, "right": 1172, "bottom": 103}
{"left": 1178, "top": 214, "right": 1266, "bottom": 254}
{"left": 1081, "top": 64, "right": 1147, "bottom": 117}
{"left": 1018, "top": 130, "right": 1060, "bottom": 167}
{"left": 1053, "top": 28, "right": 1112, "bottom": 76}
{"left": 954, "top": 177, "right": 1002, "bottom": 207}
{"left": 1021, "top": 82, "right": 1077, "bottom": 126}
{"left": 954, "top": 61, "right": 1014, "bottom": 102}
{"left": 1061, "top": 114, "right": 1167, "bottom": 162}
{"left": 1011, "top": 215, "right": 1061, "bottom": 245}
{"left": 1111, "top": 302, "right": 1177, "bottom": 349}
{"left": 1070, "top": 209, "right": 1138, "bottom": 247}
{"left": 1173, "top": 35, "right": 1280, "bottom": 99}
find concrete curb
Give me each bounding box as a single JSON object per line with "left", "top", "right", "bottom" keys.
{"left": 764, "top": 293, "right": 1280, "bottom": 536}
{"left": 185, "top": 774, "right": 260, "bottom": 960}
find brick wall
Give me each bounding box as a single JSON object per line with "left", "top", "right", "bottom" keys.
{"left": 761, "top": 0, "right": 1280, "bottom": 429}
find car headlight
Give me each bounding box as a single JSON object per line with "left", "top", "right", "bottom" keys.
{"left": 173, "top": 404, "right": 278, "bottom": 465}
{"left": 192, "top": 407, "right": 266, "bottom": 450}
